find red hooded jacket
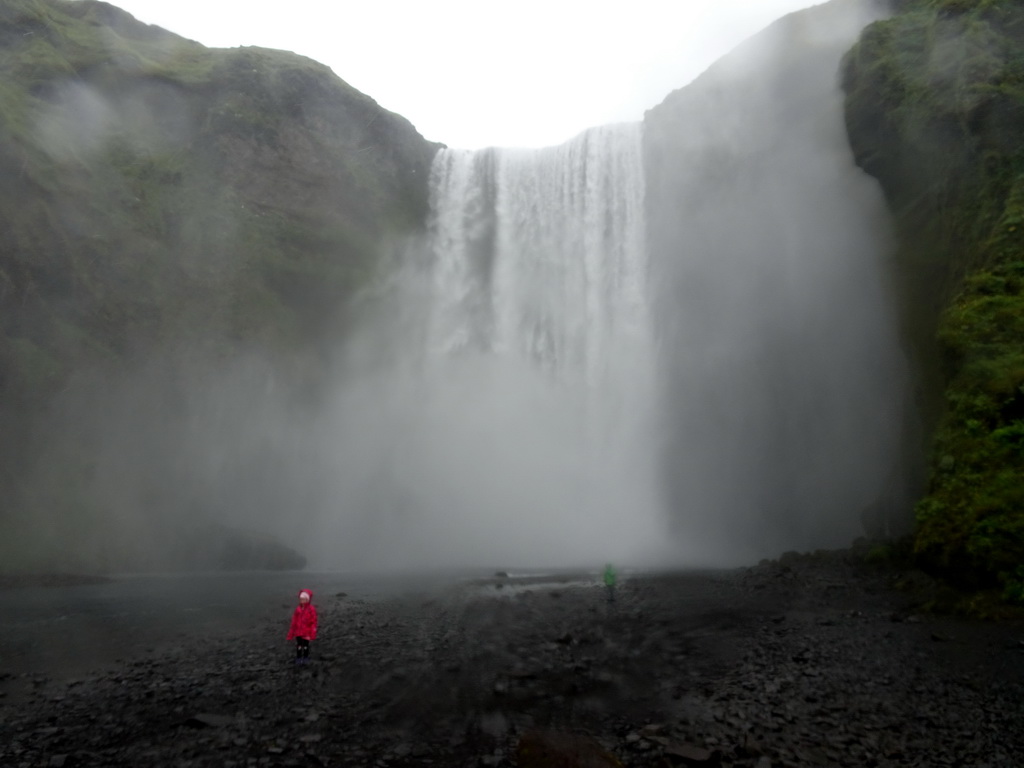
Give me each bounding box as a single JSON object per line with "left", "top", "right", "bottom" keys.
{"left": 286, "top": 589, "right": 318, "bottom": 641}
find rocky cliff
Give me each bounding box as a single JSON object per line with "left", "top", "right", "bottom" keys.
{"left": 844, "top": 0, "right": 1024, "bottom": 593}
{"left": 0, "top": 0, "right": 438, "bottom": 571}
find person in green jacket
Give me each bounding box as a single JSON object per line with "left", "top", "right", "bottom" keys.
{"left": 603, "top": 563, "right": 617, "bottom": 603}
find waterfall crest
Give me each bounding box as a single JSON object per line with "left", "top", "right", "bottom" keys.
{"left": 428, "top": 125, "right": 650, "bottom": 388}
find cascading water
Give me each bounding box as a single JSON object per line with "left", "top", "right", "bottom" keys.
{"left": 428, "top": 126, "right": 649, "bottom": 385}
{"left": 406, "top": 124, "right": 669, "bottom": 566}
{"left": 317, "top": 125, "right": 669, "bottom": 569}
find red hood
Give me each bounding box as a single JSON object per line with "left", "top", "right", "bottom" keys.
{"left": 297, "top": 589, "right": 314, "bottom": 601}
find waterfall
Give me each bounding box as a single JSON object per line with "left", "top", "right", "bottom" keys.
{"left": 396, "top": 124, "right": 668, "bottom": 566}
{"left": 428, "top": 125, "right": 650, "bottom": 389}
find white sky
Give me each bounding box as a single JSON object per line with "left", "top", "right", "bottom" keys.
{"left": 108, "top": 0, "right": 822, "bottom": 149}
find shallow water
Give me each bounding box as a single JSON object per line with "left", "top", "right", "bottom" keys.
{"left": 0, "top": 569, "right": 478, "bottom": 678}
{"left": 0, "top": 568, "right": 607, "bottom": 679}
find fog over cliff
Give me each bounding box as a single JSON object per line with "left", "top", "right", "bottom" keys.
{"left": 644, "top": 0, "right": 911, "bottom": 563}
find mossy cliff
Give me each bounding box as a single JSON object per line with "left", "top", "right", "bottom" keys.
{"left": 844, "top": 0, "right": 1024, "bottom": 593}
{"left": 0, "top": 0, "right": 438, "bottom": 571}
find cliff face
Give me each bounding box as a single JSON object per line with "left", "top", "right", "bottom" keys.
{"left": 0, "top": 0, "right": 437, "bottom": 571}
{"left": 844, "top": 0, "right": 1024, "bottom": 592}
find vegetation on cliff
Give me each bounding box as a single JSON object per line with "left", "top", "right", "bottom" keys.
{"left": 0, "top": 0, "right": 437, "bottom": 571}
{"left": 844, "top": 0, "right": 1024, "bottom": 595}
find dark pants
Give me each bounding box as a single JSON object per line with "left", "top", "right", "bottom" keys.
{"left": 295, "top": 638, "right": 310, "bottom": 659}
{"left": 605, "top": 584, "right": 616, "bottom": 602}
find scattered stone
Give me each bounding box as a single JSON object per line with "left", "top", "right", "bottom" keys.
{"left": 516, "top": 730, "right": 621, "bottom": 768}
{"left": 2, "top": 556, "right": 1023, "bottom": 767}
{"left": 664, "top": 742, "right": 715, "bottom": 764}
{"left": 182, "top": 713, "right": 236, "bottom": 729}
{"left": 479, "top": 712, "right": 509, "bottom": 739}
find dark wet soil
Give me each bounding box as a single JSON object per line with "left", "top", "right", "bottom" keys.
{"left": 2, "top": 551, "right": 1023, "bottom": 767}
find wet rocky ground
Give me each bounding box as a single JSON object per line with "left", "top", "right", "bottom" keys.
{"left": 2, "top": 551, "right": 1023, "bottom": 767}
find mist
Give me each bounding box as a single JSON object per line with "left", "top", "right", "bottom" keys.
{"left": 302, "top": 0, "right": 911, "bottom": 570}
{"left": 302, "top": 127, "right": 670, "bottom": 571}
{"left": 7, "top": 0, "right": 912, "bottom": 574}
{"left": 646, "top": 0, "right": 911, "bottom": 563}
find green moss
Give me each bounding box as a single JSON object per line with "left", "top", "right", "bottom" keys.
{"left": 845, "top": 0, "right": 1024, "bottom": 592}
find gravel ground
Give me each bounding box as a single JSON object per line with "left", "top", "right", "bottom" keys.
{"left": 2, "top": 551, "right": 1023, "bottom": 767}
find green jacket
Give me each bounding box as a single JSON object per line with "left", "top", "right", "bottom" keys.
{"left": 603, "top": 564, "right": 617, "bottom": 586}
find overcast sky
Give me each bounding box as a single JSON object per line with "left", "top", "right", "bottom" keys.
{"left": 109, "top": 0, "right": 823, "bottom": 148}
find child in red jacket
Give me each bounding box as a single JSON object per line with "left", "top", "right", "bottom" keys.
{"left": 286, "top": 589, "right": 318, "bottom": 665}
